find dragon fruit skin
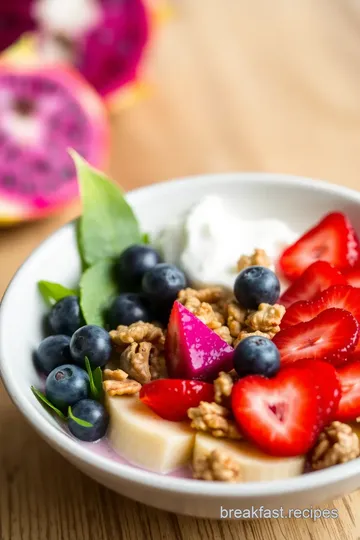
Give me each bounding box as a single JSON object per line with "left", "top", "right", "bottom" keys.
{"left": 165, "top": 302, "right": 235, "bottom": 382}
{"left": 0, "top": 2, "right": 35, "bottom": 54}
{"left": 0, "top": 59, "right": 109, "bottom": 224}
{"left": 32, "top": 0, "right": 151, "bottom": 104}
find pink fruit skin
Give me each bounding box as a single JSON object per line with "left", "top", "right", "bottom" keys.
{"left": 165, "top": 302, "right": 234, "bottom": 382}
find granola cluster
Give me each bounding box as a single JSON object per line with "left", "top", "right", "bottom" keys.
{"left": 109, "top": 322, "right": 167, "bottom": 384}
{"left": 311, "top": 422, "right": 360, "bottom": 470}
{"left": 237, "top": 248, "right": 272, "bottom": 272}
{"left": 193, "top": 449, "right": 241, "bottom": 482}
{"left": 103, "top": 369, "right": 142, "bottom": 396}
{"left": 214, "top": 371, "right": 238, "bottom": 407}
{"left": 188, "top": 401, "right": 242, "bottom": 440}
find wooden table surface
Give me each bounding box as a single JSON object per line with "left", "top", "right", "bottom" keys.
{"left": 2, "top": 1, "right": 360, "bottom": 538}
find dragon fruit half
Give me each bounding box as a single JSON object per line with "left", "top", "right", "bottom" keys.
{"left": 0, "top": 58, "right": 109, "bottom": 224}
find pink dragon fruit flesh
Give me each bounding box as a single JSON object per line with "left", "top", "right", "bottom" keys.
{"left": 0, "top": 60, "right": 109, "bottom": 224}
{"left": 165, "top": 301, "right": 235, "bottom": 382}
{"left": 32, "top": 0, "right": 150, "bottom": 102}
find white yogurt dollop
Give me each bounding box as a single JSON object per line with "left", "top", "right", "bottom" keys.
{"left": 155, "top": 195, "right": 299, "bottom": 289}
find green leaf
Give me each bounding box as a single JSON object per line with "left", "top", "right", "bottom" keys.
{"left": 31, "top": 386, "right": 67, "bottom": 421}
{"left": 80, "top": 258, "right": 118, "bottom": 327}
{"left": 85, "top": 357, "right": 99, "bottom": 400}
{"left": 71, "top": 151, "right": 142, "bottom": 267}
{"left": 38, "top": 280, "right": 77, "bottom": 306}
{"left": 92, "top": 367, "right": 104, "bottom": 400}
{"left": 68, "top": 406, "right": 93, "bottom": 428}
{"left": 142, "top": 232, "right": 151, "bottom": 244}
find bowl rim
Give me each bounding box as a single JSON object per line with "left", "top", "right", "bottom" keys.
{"left": 2, "top": 171, "right": 360, "bottom": 498}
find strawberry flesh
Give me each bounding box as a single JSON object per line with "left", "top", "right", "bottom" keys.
{"left": 273, "top": 308, "right": 359, "bottom": 367}
{"left": 279, "top": 212, "right": 360, "bottom": 281}
{"left": 282, "top": 285, "right": 360, "bottom": 333}
{"left": 343, "top": 267, "right": 360, "bottom": 288}
{"left": 139, "top": 379, "right": 214, "bottom": 422}
{"left": 287, "top": 359, "right": 341, "bottom": 427}
{"left": 280, "top": 261, "right": 346, "bottom": 309}
{"left": 231, "top": 366, "right": 322, "bottom": 456}
{"left": 335, "top": 361, "right": 360, "bottom": 421}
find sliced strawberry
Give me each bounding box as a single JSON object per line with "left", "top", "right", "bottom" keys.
{"left": 139, "top": 379, "right": 214, "bottom": 421}
{"left": 280, "top": 261, "right": 346, "bottom": 309}
{"left": 231, "top": 366, "right": 322, "bottom": 456}
{"left": 335, "top": 361, "right": 360, "bottom": 421}
{"left": 279, "top": 212, "right": 360, "bottom": 281}
{"left": 273, "top": 308, "right": 359, "bottom": 367}
{"left": 288, "top": 359, "right": 341, "bottom": 426}
{"left": 343, "top": 266, "right": 360, "bottom": 288}
{"left": 282, "top": 285, "right": 360, "bottom": 332}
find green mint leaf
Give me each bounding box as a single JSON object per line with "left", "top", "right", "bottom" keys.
{"left": 142, "top": 232, "right": 151, "bottom": 244}
{"left": 80, "top": 258, "right": 118, "bottom": 327}
{"left": 71, "top": 151, "right": 142, "bottom": 267}
{"left": 68, "top": 406, "right": 93, "bottom": 428}
{"left": 85, "top": 357, "right": 99, "bottom": 400}
{"left": 38, "top": 280, "right": 77, "bottom": 306}
{"left": 31, "top": 386, "right": 67, "bottom": 420}
{"left": 92, "top": 367, "right": 104, "bottom": 400}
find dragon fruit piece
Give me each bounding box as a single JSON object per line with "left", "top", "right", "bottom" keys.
{"left": 0, "top": 60, "right": 109, "bottom": 224}
{"left": 0, "top": 2, "right": 35, "bottom": 53}
{"left": 165, "top": 301, "right": 235, "bottom": 382}
{"left": 32, "top": 0, "right": 150, "bottom": 102}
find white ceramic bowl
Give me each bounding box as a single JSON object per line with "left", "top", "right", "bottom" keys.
{"left": 2, "top": 173, "right": 360, "bottom": 519}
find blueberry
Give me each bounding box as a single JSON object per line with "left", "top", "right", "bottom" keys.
{"left": 234, "top": 336, "right": 280, "bottom": 378}
{"left": 116, "top": 244, "right": 162, "bottom": 289}
{"left": 48, "top": 296, "right": 82, "bottom": 336}
{"left": 45, "top": 364, "right": 90, "bottom": 411}
{"left": 68, "top": 399, "right": 109, "bottom": 441}
{"left": 35, "top": 335, "right": 71, "bottom": 375}
{"left": 70, "top": 325, "right": 112, "bottom": 368}
{"left": 234, "top": 266, "right": 280, "bottom": 309}
{"left": 142, "top": 263, "right": 186, "bottom": 308}
{"left": 108, "top": 293, "right": 151, "bottom": 328}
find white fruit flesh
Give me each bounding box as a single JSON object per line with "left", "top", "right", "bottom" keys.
{"left": 193, "top": 433, "right": 305, "bottom": 481}
{"left": 106, "top": 395, "right": 195, "bottom": 474}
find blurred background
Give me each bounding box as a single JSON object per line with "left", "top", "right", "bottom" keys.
{"left": 1, "top": 0, "right": 360, "bottom": 294}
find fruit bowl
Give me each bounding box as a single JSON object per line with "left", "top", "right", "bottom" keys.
{"left": 2, "top": 172, "right": 360, "bottom": 519}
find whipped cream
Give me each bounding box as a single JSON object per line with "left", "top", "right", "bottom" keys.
{"left": 155, "top": 195, "right": 299, "bottom": 289}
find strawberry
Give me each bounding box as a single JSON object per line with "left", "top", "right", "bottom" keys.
{"left": 231, "top": 366, "right": 322, "bottom": 456}
{"left": 279, "top": 212, "right": 360, "bottom": 281}
{"left": 287, "top": 359, "right": 341, "bottom": 427}
{"left": 343, "top": 266, "right": 360, "bottom": 288}
{"left": 335, "top": 361, "right": 360, "bottom": 421}
{"left": 282, "top": 285, "right": 360, "bottom": 335}
{"left": 139, "top": 379, "right": 214, "bottom": 421}
{"left": 280, "top": 261, "right": 346, "bottom": 309}
{"left": 273, "top": 308, "right": 359, "bottom": 367}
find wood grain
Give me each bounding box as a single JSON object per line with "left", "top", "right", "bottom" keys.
{"left": 2, "top": 0, "right": 360, "bottom": 538}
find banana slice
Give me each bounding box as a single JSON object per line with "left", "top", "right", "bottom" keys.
{"left": 193, "top": 433, "right": 305, "bottom": 481}
{"left": 106, "top": 395, "right": 195, "bottom": 473}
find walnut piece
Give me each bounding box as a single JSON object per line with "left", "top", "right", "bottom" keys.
{"left": 103, "top": 368, "right": 128, "bottom": 381}
{"left": 119, "top": 341, "right": 154, "bottom": 384}
{"left": 188, "top": 401, "right": 242, "bottom": 440}
{"left": 233, "top": 330, "right": 271, "bottom": 348}
{"left": 226, "top": 302, "right": 248, "bottom": 337}
{"left": 311, "top": 421, "right": 360, "bottom": 470}
{"left": 237, "top": 248, "right": 272, "bottom": 272}
{"left": 245, "top": 303, "right": 285, "bottom": 338}
{"left": 214, "top": 371, "right": 236, "bottom": 406}
{"left": 110, "top": 321, "right": 165, "bottom": 350}
{"left": 178, "top": 287, "right": 226, "bottom": 305}
{"left": 103, "top": 378, "right": 141, "bottom": 396}
{"left": 193, "top": 449, "right": 242, "bottom": 482}
{"left": 149, "top": 353, "right": 168, "bottom": 380}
